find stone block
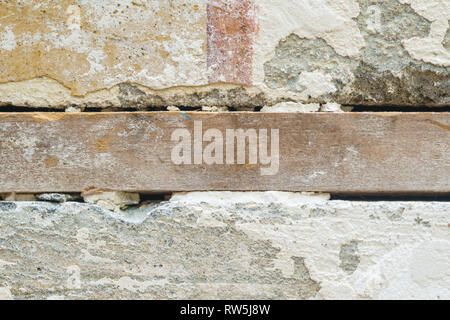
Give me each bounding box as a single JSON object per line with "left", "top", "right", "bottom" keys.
{"left": 0, "top": 0, "right": 447, "bottom": 109}
{"left": 0, "top": 192, "right": 448, "bottom": 299}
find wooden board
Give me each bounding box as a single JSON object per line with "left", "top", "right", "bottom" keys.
{"left": 0, "top": 112, "right": 449, "bottom": 194}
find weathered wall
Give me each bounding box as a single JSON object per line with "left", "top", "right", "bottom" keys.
{"left": 0, "top": 193, "right": 448, "bottom": 300}
{"left": 0, "top": 0, "right": 449, "bottom": 301}
{"left": 0, "top": 0, "right": 448, "bottom": 108}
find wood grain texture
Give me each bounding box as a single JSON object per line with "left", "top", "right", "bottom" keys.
{"left": 0, "top": 112, "right": 449, "bottom": 194}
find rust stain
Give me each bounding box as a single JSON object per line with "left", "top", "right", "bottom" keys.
{"left": 94, "top": 124, "right": 124, "bottom": 152}
{"left": 45, "top": 156, "right": 59, "bottom": 168}
{"left": 95, "top": 138, "right": 109, "bottom": 152}
{"left": 207, "top": 0, "right": 258, "bottom": 85}
{"left": 426, "top": 119, "right": 450, "bottom": 131}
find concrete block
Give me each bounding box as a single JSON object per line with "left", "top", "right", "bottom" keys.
{"left": 0, "top": 192, "right": 448, "bottom": 299}
{"left": 0, "top": 0, "right": 447, "bottom": 109}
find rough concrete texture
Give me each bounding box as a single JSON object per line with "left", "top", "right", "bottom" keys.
{"left": 0, "top": 192, "right": 448, "bottom": 300}
{"left": 0, "top": 0, "right": 448, "bottom": 109}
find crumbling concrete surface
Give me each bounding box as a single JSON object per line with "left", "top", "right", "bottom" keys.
{"left": 0, "top": 0, "right": 448, "bottom": 109}
{"left": 0, "top": 192, "right": 448, "bottom": 300}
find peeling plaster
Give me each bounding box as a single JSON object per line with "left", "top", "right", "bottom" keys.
{"left": 0, "top": 0, "right": 448, "bottom": 107}
{"left": 0, "top": 194, "right": 448, "bottom": 299}
{"left": 399, "top": 0, "right": 450, "bottom": 66}
{"left": 254, "top": 0, "right": 364, "bottom": 86}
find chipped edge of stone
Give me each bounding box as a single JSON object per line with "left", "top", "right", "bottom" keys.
{"left": 81, "top": 189, "right": 140, "bottom": 213}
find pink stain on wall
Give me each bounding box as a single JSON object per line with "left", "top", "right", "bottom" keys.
{"left": 207, "top": 0, "right": 258, "bottom": 86}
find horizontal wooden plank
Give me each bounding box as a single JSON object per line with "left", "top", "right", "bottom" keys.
{"left": 0, "top": 112, "right": 449, "bottom": 194}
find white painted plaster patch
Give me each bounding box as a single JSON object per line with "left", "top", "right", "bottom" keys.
{"left": 320, "top": 102, "right": 343, "bottom": 112}
{"left": 399, "top": 0, "right": 450, "bottom": 66}
{"left": 0, "top": 287, "right": 13, "bottom": 300}
{"left": 255, "top": 0, "right": 365, "bottom": 85}
{"left": 296, "top": 71, "right": 337, "bottom": 99}
{"left": 170, "top": 191, "right": 331, "bottom": 206}
{"left": 260, "top": 102, "right": 321, "bottom": 112}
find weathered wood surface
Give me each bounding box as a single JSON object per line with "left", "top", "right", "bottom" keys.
{"left": 0, "top": 112, "right": 449, "bottom": 194}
